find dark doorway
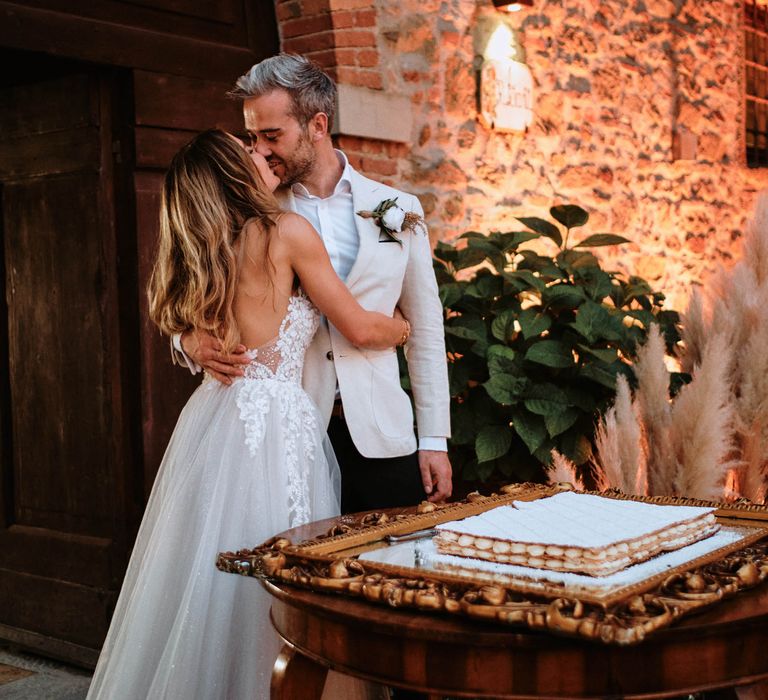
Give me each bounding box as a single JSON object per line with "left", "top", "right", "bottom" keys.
{"left": 0, "top": 49, "right": 139, "bottom": 666}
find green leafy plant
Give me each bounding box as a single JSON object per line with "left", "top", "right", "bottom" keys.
{"left": 431, "top": 204, "right": 682, "bottom": 485}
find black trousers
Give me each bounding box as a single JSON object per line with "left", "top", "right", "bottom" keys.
{"left": 327, "top": 415, "right": 425, "bottom": 515}
{"left": 328, "top": 415, "right": 428, "bottom": 700}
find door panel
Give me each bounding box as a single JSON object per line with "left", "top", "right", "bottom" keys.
{"left": 5, "top": 172, "right": 112, "bottom": 534}
{"left": 0, "top": 59, "right": 133, "bottom": 665}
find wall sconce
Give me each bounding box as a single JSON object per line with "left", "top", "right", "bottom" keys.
{"left": 492, "top": 0, "right": 534, "bottom": 11}
{"left": 474, "top": 14, "right": 534, "bottom": 132}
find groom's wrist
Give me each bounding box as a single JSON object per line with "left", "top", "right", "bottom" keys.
{"left": 171, "top": 332, "right": 202, "bottom": 375}
{"left": 418, "top": 436, "right": 447, "bottom": 452}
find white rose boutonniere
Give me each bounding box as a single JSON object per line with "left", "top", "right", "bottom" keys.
{"left": 357, "top": 197, "right": 426, "bottom": 245}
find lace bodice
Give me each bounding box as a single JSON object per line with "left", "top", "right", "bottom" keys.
{"left": 242, "top": 292, "right": 320, "bottom": 384}
{"left": 231, "top": 292, "right": 321, "bottom": 527}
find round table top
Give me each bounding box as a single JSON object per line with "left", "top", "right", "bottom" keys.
{"left": 263, "top": 512, "right": 768, "bottom": 699}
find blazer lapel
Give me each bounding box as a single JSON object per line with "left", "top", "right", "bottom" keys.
{"left": 345, "top": 171, "right": 381, "bottom": 289}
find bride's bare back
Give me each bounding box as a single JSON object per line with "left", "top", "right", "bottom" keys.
{"left": 233, "top": 216, "right": 297, "bottom": 350}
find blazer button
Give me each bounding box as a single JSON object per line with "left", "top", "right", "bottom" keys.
{"left": 326, "top": 350, "right": 334, "bottom": 361}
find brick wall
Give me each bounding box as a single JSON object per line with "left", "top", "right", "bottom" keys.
{"left": 274, "top": 0, "right": 767, "bottom": 309}
{"left": 276, "top": 0, "right": 401, "bottom": 177}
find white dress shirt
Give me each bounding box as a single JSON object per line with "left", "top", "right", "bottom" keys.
{"left": 291, "top": 152, "right": 358, "bottom": 282}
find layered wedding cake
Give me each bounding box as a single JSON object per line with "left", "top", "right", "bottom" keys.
{"left": 433, "top": 491, "right": 719, "bottom": 577}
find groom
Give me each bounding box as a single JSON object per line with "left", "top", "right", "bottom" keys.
{"left": 174, "top": 54, "right": 451, "bottom": 513}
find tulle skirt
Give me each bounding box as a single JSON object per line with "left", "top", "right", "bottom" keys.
{"left": 87, "top": 376, "right": 343, "bottom": 699}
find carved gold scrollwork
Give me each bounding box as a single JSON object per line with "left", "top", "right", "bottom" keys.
{"left": 216, "top": 486, "right": 768, "bottom": 645}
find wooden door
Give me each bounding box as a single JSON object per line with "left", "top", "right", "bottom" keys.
{"left": 0, "top": 54, "right": 137, "bottom": 666}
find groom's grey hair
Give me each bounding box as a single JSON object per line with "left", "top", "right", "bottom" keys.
{"left": 231, "top": 54, "right": 337, "bottom": 128}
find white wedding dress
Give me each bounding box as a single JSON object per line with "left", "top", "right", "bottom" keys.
{"left": 87, "top": 293, "right": 359, "bottom": 699}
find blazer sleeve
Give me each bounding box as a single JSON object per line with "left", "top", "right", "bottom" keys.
{"left": 397, "top": 194, "right": 451, "bottom": 439}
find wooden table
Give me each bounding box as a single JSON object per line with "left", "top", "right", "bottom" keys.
{"left": 264, "top": 515, "right": 768, "bottom": 699}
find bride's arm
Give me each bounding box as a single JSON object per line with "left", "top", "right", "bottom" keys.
{"left": 283, "top": 214, "right": 408, "bottom": 350}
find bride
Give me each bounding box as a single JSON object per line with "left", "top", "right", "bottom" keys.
{"left": 86, "top": 129, "right": 407, "bottom": 699}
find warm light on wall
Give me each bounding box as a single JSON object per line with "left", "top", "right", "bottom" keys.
{"left": 474, "top": 17, "right": 534, "bottom": 132}
{"left": 492, "top": 0, "right": 534, "bottom": 10}
{"left": 485, "top": 23, "right": 517, "bottom": 60}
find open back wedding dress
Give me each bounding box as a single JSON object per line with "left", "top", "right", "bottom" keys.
{"left": 87, "top": 292, "right": 344, "bottom": 699}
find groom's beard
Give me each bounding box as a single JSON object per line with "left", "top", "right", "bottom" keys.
{"left": 273, "top": 132, "right": 316, "bottom": 187}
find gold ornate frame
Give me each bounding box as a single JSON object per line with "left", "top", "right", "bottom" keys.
{"left": 217, "top": 484, "right": 768, "bottom": 645}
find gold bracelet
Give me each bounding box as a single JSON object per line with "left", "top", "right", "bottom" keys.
{"left": 398, "top": 319, "right": 411, "bottom": 346}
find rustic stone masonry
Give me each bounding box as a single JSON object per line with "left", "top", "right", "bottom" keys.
{"left": 274, "top": 0, "right": 768, "bottom": 307}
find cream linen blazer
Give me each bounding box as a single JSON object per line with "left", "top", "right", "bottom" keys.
{"left": 276, "top": 166, "right": 450, "bottom": 458}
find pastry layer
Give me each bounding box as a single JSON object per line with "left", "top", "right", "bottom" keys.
{"left": 433, "top": 492, "right": 719, "bottom": 577}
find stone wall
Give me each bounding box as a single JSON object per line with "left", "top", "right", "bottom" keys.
{"left": 275, "top": 0, "right": 768, "bottom": 309}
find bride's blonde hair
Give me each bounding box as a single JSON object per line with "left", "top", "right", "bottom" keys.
{"left": 148, "top": 129, "right": 282, "bottom": 352}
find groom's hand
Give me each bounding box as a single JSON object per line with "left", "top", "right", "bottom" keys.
{"left": 418, "top": 451, "right": 452, "bottom": 503}
{"left": 180, "top": 330, "right": 249, "bottom": 385}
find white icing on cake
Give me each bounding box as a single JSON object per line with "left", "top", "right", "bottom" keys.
{"left": 433, "top": 491, "right": 719, "bottom": 576}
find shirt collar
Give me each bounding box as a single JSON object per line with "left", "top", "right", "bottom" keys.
{"left": 291, "top": 150, "right": 352, "bottom": 199}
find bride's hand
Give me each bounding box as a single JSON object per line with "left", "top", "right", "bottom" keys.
{"left": 180, "top": 329, "right": 250, "bottom": 385}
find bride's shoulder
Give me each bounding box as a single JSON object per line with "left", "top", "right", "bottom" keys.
{"left": 273, "top": 212, "right": 322, "bottom": 247}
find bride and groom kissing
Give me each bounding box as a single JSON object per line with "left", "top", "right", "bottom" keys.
{"left": 87, "top": 54, "right": 452, "bottom": 699}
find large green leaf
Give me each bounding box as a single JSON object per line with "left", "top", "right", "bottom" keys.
{"left": 439, "top": 282, "right": 463, "bottom": 308}
{"left": 518, "top": 308, "right": 551, "bottom": 339}
{"left": 483, "top": 374, "right": 526, "bottom": 404}
{"left": 623, "top": 277, "right": 654, "bottom": 302}
{"left": 465, "top": 273, "right": 502, "bottom": 300}
{"left": 562, "top": 385, "right": 597, "bottom": 412}
{"left": 542, "top": 284, "right": 586, "bottom": 309}
{"left": 550, "top": 204, "right": 588, "bottom": 229}
{"left": 570, "top": 300, "right": 624, "bottom": 343}
{"left": 433, "top": 240, "right": 458, "bottom": 264}
{"left": 445, "top": 316, "right": 487, "bottom": 342}
{"left": 503, "top": 269, "right": 546, "bottom": 292}
{"left": 524, "top": 383, "right": 570, "bottom": 415}
{"left": 557, "top": 249, "right": 599, "bottom": 274}
{"left": 491, "top": 308, "right": 517, "bottom": 342}
{"left": 576, "top": 267, "right": 614, "bottom": 301}
{"left": 511, "top": 409, "right": 547, "bottom": 453}
{"left": 576, "top": 343, "right": 618, "bottom": 364}
{"left": 516, "top": 250, "right": 565, "bottom": 280}
{"left": 516, "top": 217, "right": 563, "bottom": 247}
{"left": 470, "top": 335, "right": 490, "bottom": 358}
{"left": 579, "top": 361, "right": 620, "bottom": 389}
{"left": 475, "top": 426, "right": 513, "bottom": 463}
{"left": 545, "top": 407, "right": 580, "bottom": 437}
{"left": 487, "top": 344, "right": 517, "bottom": 374}
{"left": 494, "top": 230, "right": 541, "bottom": 251}
{"left": 454, "top": 246, "right": 488, "bottom": 271}
{"left": 574, "top": 233, "right": 630, "bottom": 247}
{"left": 524, "top": 340, "right": 573, "bottom": 368}
{"left": 467, "top": 237, "right": 506, "bottom": 272}
{"left": 569, "top": 300, "right": 610, "bottom": 343}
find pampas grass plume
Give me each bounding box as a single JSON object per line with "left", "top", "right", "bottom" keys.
{"left": 634, "top": 324, "right": 675, "bottom": 495}
{"left": 669, "top": 332, "right": 734, "bottom": 500}
{"left": 547, "top": 450, "right": 584, "bottom": 490}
